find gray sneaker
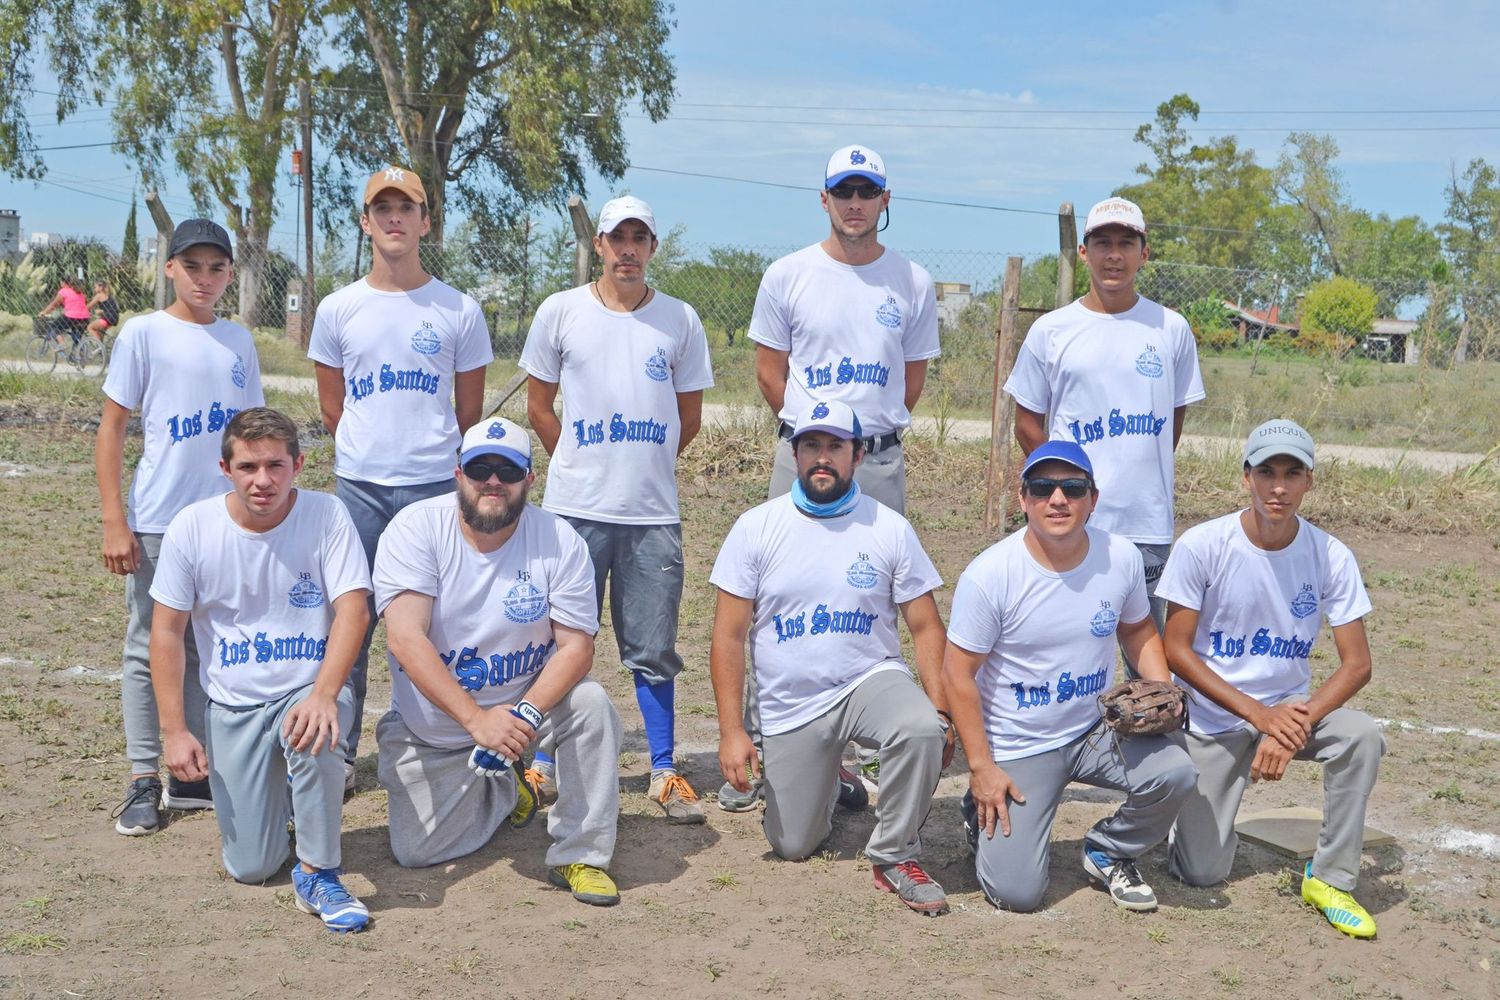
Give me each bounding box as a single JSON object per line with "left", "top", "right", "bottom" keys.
{"left": 112, "top": 776, "right": 162, "bottom": 836}
{"left": 716, "top": 779, "right": 763, "bottom": 812}
{"left": 648, "top": 772, "right": 706, "bottom": 825}
{"left": 1083, "top": 844, "right": 1158, "bottom": 912}
{"left": 873, "top": 861, "right": 949, "bottom": 916}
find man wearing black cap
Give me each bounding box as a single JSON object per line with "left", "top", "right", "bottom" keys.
{"left": 97, "top": 218, "right": 265, "bottom": 837}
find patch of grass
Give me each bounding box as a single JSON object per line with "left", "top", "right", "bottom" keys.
{"left": 20, "top": 896, "right": 51, "bottom": 919}
{"left": 1146, "top": 926, "right": 1169, "bottom": 944}
{"left": 1432, "top": 782, "right": 1467, "bottom": 803}
{"left": 1213, "top": 967, "right": 1244, "bottom": 989}
{"left": 706, "top": 871, "right": 739, "bottom": 891}
{"left": 2, "top": 931, "right": 65, "bottom": 954}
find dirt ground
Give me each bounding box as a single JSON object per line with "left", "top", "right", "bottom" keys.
{"left": 1, "top": 409, "right": 1498, "bottom": 1000}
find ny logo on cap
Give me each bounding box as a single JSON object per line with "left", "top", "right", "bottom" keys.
{"left": 849, "top": 150, "right": 866, "bottom": 165}
{"left": 812, "top": 402, "right": 830, "bottom": 419}
{"left": 486, "top": 423, "right": 506, "bottom": 439}
{"left": 384, "top": 167, "right": 405, "bottom": 182}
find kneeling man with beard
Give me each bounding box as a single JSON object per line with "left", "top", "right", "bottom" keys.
{"left": 709, "top": 399, "right": 954, "bottom": 916}
{"left": 372, "top": 416, "right": 625, "bottom": 907}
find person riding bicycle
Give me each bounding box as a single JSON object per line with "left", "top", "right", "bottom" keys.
{"left": 88, "top": 281, "right": 120, "bottom": 343}
{"left": 38, "top": 275, "right": 92, "bottom": 350}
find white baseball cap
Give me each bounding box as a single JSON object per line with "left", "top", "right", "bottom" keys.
{"left": 1243, "top": 419, "right": 1315, "bottom": 470}
{"left": 825, "top": 145, "right": 887, "bottom": 189}
{"left": 791, "top": 399, "right": 864, "bottom": 442}
{"left": 597, "top": 195, "right": 657, "bottom": 236}
{"left": 1083, "top": 197, "right": 1147, "bottom": 238}
{"left": 459, "top": 416, "right": 532, "bottom": 470}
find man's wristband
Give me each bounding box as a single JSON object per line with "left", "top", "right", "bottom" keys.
{"left": 511, "top": 700, "right": 545, "bottom": 730}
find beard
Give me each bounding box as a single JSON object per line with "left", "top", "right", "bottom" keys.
{"left": 458, "top": 481, "right": 527, "bottom": 534}
{"left": 800, "top": 465, "right": 854, "bottom": 504}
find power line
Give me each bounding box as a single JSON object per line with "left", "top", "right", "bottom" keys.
{"left": 672, "top": 102, "right": 1500, "bottom": 116}
{"left": 622, "top": 113, "right": 1500, "bottom": 135}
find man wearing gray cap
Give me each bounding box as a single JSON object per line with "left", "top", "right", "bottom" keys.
{"left": 522, "top": 195, "right": 715, "bottom": 824}
{"left": 1157, "top": 419, "right": 1384, "bottom": 939}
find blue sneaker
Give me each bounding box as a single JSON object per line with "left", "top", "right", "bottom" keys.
{"left": 291, "top": 867, "right": 370, "bottom": 933}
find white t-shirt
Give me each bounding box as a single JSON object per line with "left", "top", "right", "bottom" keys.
{"left": 749, "top": 244, "right": 940, "bottom": 435}
{"left": 948, "top": 527, "right": 1150, "bottom": 762}
{"left": 1156, "top": 512, "right": 1373, "bottom": 736}
{"left": 520, "top": 285, "right": 714, "bottom": 525}
{"left": 102, "top": 311, "right": 264, "bottom": 533}
{"left": 372, "top": 496, "right": 598, "bottom": 749}
{"left": 1004, "top": 297, "right": 1204, "bottom": 544}
{"left": 709, "top": 494, "right": 942, "bottom": 736}
{"left": 307, "top": 277, "right": 494, "bottom": 487}
{"left": 150, "top": 490, "right": 371, "bottom": 709}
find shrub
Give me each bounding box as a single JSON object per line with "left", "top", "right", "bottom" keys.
{"left": 1196, "top": 327, "right": 1240, "bottom": 353}
{"left": 1300, "top": 276, "right": 1377, "bottom": 339}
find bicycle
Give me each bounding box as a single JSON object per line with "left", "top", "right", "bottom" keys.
{"left": 26, "top": 315, "right": 106, "bottom": 379}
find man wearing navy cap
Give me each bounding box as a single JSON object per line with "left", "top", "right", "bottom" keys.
{"left": 709, "top": 399, "right": 953, "bottom": 916}
{"left": 941, "top": 439, "right": 1196, "bottom": 914}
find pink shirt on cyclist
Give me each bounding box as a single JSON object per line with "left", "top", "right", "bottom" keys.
{"left": 59, "top": 286, "right": 90, "bottom": 320}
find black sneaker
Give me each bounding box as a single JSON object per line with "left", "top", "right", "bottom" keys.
{"left": 1083, "top": 843, "right": 1158, "bottom": 912}
{"left": 162, "top": 777, "right": 214, "bottom": 810}
{"left": 836, "top": 766, "right": 868, "bottom": 811}
{"left": 112, "top": 776, "right": 162, "bottom": 836}
{"left": 960, "top": 790, "right": 979, "bottom": 856}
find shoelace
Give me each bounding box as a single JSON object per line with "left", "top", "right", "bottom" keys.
{"left": 562, "top": 864, "right": 612, "bottom": 893}
{"left": 889, "top": 861, "right": 935, "bottom": 887}
{"left": 657, "top": 774, "right": 698, "bottom": 803}
{"left": 1112, "top": 860, "right": 1147, "bottom": 888}
{"left": 110, "top": 781, "right": 158, "bottom": 820}
{"left": 521, "top": 768, "right": 547, "bottom": 792}
{"left": 307, "top": 869, "right": 355, "bottom": 905}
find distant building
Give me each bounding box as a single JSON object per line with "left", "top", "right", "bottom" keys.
{"left": 26, "top": 232, "right": 59, "bottom": 251}
{"left": 0, "top": 210, "right": 18, "bottom": 263}
{"left": 934, "top": 280, "right": 972, "bottom": 328}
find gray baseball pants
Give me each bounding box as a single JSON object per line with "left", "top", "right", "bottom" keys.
{"left": 203, "top": 683, "right": 354, "bottom": 883}
{"left": 768, "top": 437, "right": 907, "bottom": 515}
{"left": 973, "top": 726, "right": 1198, "bottom": 912}
{"left": 1120, "top": 541, "right": 1171, "bottom": 680}
{"left": 563, "top": 519, "right": 684, "bottom": 686}
{"left": 377, "top": 679, "right": 622, "bottom": 869}
{"left": 1168, "top": 706, "right": 1384, "bottom": 891}
{"left": 124, "top": 531, "right": 204, "bottom": 774}
{"left": 760, "top": 670, "right": 944, "bottom": 864}
{"left": 336, "top": 475, "right": 456, "bottom": 763}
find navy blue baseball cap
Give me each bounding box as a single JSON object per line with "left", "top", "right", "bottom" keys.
{"left": 1021, "top": 440, "right": 1094, "bottom": 480}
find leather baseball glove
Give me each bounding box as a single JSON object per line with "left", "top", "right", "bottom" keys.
{"left": 1098, "top": 679, "right": 1187, "bottom": 736}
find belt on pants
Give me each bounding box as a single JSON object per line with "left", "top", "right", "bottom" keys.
{"left": 778, "top": 421, "right": 902, "bottom": 455}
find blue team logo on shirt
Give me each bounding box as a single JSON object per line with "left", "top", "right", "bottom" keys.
{"left": 411, "top": 322, "right": 441, "bottom": 356}
{"left": 288, "top": 572, "right": 324, "bottom": 609}
{"left": 503, "top": 577, "right": 548, "bottom": 624}
{"left": 231, "top": 355, "right": 248, "bottom": 389}
{"left": 1089, "top": 601, "right": 1119, "bottom": 638}
{"left": 1290, "top": 583, "right": 1319, "bottom": 619}
{"left": 644, "top": 347, "right": 669, "bottom": 382}
{"left": 875, "top": 295, "right": 902, "bottom": 329}
{"left": 1135, "top": 345, "right": 1164, "bottom": 378}
{"left": 846, "top": 553, "right": 878, "bottom": 590}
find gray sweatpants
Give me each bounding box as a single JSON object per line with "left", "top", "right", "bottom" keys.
{"left": 1168, "top": 707, "right": 1384, "bottom": 891}
{"left": 123, "top": 531, "right": 204, "bottom": 774}
{"left": 1120, "top": 542, "right": 1171, "bottom": 680}
{"left": 377, "top": 679, "right": 622, "bottom": 869}
{"left": 204, "top": 683, "right": 354, "bottom": 884}
{"left": 760, "top": 670, "right": 944, "bottom": 864}
{"left": 336, "top": 475, "right": 456, "bottom": 763}
{"left": 973, "top": 726, "right": 1198, "bottom": 912}
{"left": 563, "top": 518, "right": 684, "bottom": 686}
{"left": 768, "top": 437, "right": 907, "bottom": 515}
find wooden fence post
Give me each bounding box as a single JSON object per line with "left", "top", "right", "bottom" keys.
{"left": 1056, "top": 202, "right": 1077, "bottom": 308}
{"left": 985, "top": 256, "right": 1024, "bottom": 534}
{"left": 145, "top": 192, "right": 174, "bottom": 310}
{"left": 567, "top": 196, "right": 595, "bottom": 288}
{"left": 299, "top": 78, "right": 316, "bottom": 346}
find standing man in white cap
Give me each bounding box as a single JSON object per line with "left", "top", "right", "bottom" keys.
{"left": 373, "top": 416, "right": 624, "bottom": 906}
{"left": 1004, "top": 196, "right": 1204, "bottom": 633}
{"left": 521, "top": 195, "right": 715, "bottom": 824}
{"left": 729, "top": 145, "right": 941, "bottom": 807}
{"left": 308, "top": 165, "right": 494, "bottom": 790}
{"left": 710, "top": 398, "right": 953, "bottom": 916}
{"left": 1158, "top": 419, "right": 1384, "bottom": 939}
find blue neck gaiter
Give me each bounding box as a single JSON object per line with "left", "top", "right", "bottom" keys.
{"left": 791, "top": 478, "right": 861, "bottom": 518}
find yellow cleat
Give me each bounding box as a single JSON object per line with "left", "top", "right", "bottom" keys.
{"left": 549, "top": 863, "right": 620, "bottom": 907}
{"left": 1301, "top": 863, "right": 1376, "bottom": 939}
{"left": 508, "top": 769, "right": 540, "bottom": 829}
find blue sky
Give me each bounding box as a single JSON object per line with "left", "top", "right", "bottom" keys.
{"left": 6, "top": 1, "right": 1500, "bottom": 266}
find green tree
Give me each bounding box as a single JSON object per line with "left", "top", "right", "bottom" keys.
{"left": 115, "top": 201, "right": 148, "bottom": 309}
{"left": 1273, "top": 132, "right": 1348, "bottom": 276}
{"left": 322, "top": 0, "right": 676, "bottom": 247}
{"left": 1300, "top": 276, "right": 1377, "bottom": 338}
{"left": 654, "top": 247, "right": 769, "bottom": 345}
{"left": 1438, "top": 158, "right": 1500, "bottom": 360}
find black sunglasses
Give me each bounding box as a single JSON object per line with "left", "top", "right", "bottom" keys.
{"left": 826, "top": 182, "right": 885, "bottom": 201}
{"left": 1022, "top": 477, "right": 1092, "bottom": 500}
{"left": 462, "top": 459, "right": 527, "bottom": 484}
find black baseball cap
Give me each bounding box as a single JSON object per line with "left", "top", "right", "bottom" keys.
{"left": 168, "top": 219, "right": 234, "bottom": 261}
